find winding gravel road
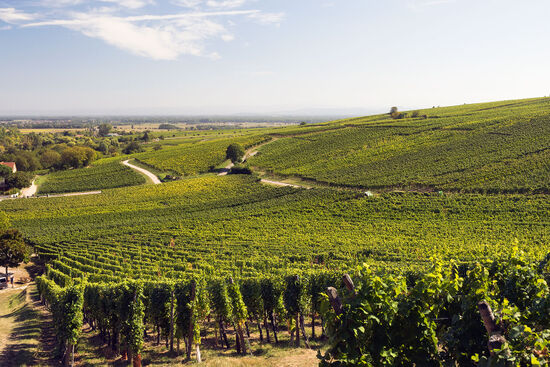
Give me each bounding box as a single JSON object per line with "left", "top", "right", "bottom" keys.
{"left": 217, "top": 139, "right": 309, "bottom": 189}
{"left": 259, "top": 179, "right": 303, "bottom": 188}
{"left": 122, "top": 160, "right": 161, "bottom": 185}
{"left": 20, "top": 179, "right": 37, "bottom": 197}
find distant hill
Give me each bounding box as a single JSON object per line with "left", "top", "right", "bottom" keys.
{"left": 249, "top": 97, "right": 550, "bottom": 193}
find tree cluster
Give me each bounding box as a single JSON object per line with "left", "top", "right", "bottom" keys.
{"left": 0, "top": 212, "right": 29, "bottom": 282}
{"left": 226, "top": 143, "right": 245, "bottom": 164}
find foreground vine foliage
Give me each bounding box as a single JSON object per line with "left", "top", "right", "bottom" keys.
{"left": 33, "top": 247, "right": 550, "bottom": 366}
{"left": 319, "top": 248, "right": 550, "bottom": 366}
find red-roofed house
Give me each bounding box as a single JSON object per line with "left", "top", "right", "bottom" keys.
{"left": 0, "top": 162, "right": 17, "bottom": 173}
{"left": 0, "top": 162, "right": 16, "bottom": 189}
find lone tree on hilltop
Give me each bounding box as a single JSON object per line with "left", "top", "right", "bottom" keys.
{"left": 0, "top": 213, "right": 29, "bottom": 284}
{"left": 390, "top": 107, "right": 402, "bottom": 119}
{"left": 226, "top": 143, "right": 245, "bottom": 164}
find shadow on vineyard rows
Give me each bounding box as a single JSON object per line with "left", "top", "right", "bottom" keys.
{"left": 76, "top": 318, "right": 322, "bottom": 366}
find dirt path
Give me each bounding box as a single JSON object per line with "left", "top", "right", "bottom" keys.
{"left": 0, "top": 267, "right": 55, "bottom": 367}
{"left": 260, "top": 179, "right": 304, "bottom": 188}
{"left": 0, "top": 260, "right": 56, "bottom": 365}
{"left": 122, "top": 160, "right": 161, "bottom": 184}
{"left": 218, "top": 139, "right": 278, "bottom": 176}
{"left": 0, "top": 188, "right": 101, "bottom": 201}
{"left": 15, "top": 191, "right": 103, "bottom": 200}
{"left": 46, "top": 190, "right": 102, "bottom": 198}
{"left": 20, "top": 179, "right": 38, "bottom": 198}
{"left": 216, "top": 138, "right": 313, "bottom": 190}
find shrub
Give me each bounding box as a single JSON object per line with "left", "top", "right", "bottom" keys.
{"left": 123, "top": 142, "right": 144, "bottom": 154}
{"left": 229, "top": 164, "right": 252, "bottom": 175}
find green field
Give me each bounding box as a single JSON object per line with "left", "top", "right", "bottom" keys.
{"left": 3, "top": 97, "right": 550, "bottom": 366}
{"left": 37, "top": 160, "right": 146, "bottom": 194}
{"left": 134, "top": 133, "right": 270, "bottom": 175}
{"left": 250, "top": 98, "right": 550, "bottom": 193}
{"left": 4, "top": 175, "right": 549, "bottom": 278}
{"left": 4, "top": 97, "right": 550, "bottom": 285}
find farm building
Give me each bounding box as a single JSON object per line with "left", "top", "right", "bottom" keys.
{"left": 0, "top": 162, "right": 17, "bottom": 173}
{"left": 0, "top": 162, "right": 17, "bottom": 188}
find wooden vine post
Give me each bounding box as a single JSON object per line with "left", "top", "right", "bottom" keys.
{"left": 263, "top": 313, "right": 271, "bottom": 342}
{"left": 327, "top": 274, "right": 355, "bottom": 316}
{"left": 478, "top": 301, "right": 508, "bottom": 356}
{"left": 295, "top": 312, "right": 300, "bottom": 347}
{"left": 327, "top": 287, "right": 343, "bottom": 315}
{"left": 343, "top": 274, "right": 356, "bottom": 296}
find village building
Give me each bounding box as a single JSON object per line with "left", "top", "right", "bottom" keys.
{"left": 0, "top": 162, "right": 17, "bottom": 188}
{"left": 0, "top": 162, "right": 17, "bottom": 173}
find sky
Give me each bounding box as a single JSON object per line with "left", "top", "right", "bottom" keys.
{"left": 1, "top": 0, "right": 550, "bottom": 115}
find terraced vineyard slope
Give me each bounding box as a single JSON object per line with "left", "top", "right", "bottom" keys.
{"left": 3, "top": 97, "right": 550, "bottom": 366}
{"left": 250, "top": 97, "right": 550, "bottom": 193}
{"left": 134, "top": 133, "right": 269, "bottom": 175}
{"left": 38, "top": 160, "right": 146, "bottom": 194}
{"left": 4, "top": 176, "right": 549, "bottom": 276}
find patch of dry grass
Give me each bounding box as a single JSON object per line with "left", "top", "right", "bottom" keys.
{"left": 0, "top": 285, "right": 43, "bottom": 366}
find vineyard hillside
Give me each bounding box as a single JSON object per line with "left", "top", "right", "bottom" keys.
{"left": 38, "top": 160, "right": 146, "bottom": 194}
{"left": 133, "top": 133, "right": 269, "bottom": 175}
{"left": 3, "top": 176, "right": 549, "bottom": 277}
{"left": 249, "top": 97, "right": 550, "bottom": 192}
{"left": 2, "top": 97, "right": 549, "bottom": 366}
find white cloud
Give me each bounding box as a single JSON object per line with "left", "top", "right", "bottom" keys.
{"left": 100, "top": 0, "right": 155, "bottom": 9}
{"left": 7, "top": 1, "right": 284, "bottom": 60}
{"left": 39, "top": 0, "right": 153, "bottom": 8}
{"left": 0, "top": 8, "right": 35, "bottom": 24}
{"left": 174, "top": 0, "right": 247, "bottom": 9}
{"left": 172, "top": 0, "right": 203, "bottom": 8}
{"left": 206, "top": 0, "right": 246, "bottom": 9}
{"left": 72, "top": 15, "right": 188, "bottom": 60}
{"left": 23, "top": 11, "right": 255, "bottom": 60}
{"left": 24, "top": 10, "right": 258, "bottom": 26}
{"left": 39, "top": 0, "right": 84, "bottom": 7}
{"left": 247, "top": 11, "right": 283, "bottom": 25}
{"left": 221, "top": 33, "right": 234, "bottom": 41}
